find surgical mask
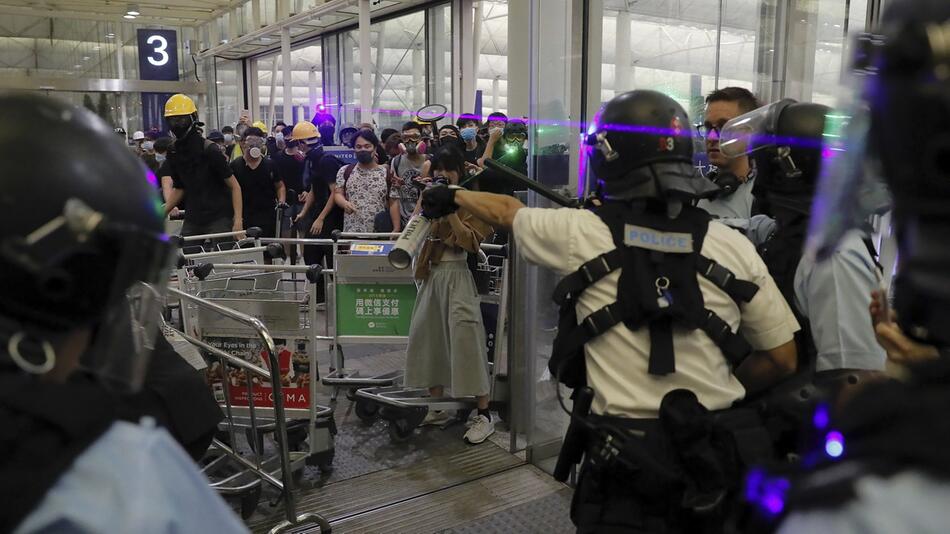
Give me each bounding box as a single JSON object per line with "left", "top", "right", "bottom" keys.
{"left": 355, "top": 150, "right": 374, "bottom": 164}
{"left": 142, "top": 141, "right": 154, "bottom": 151}
{"left": 460, "top": 127, "right": 477, "bottom": 142}
{"left": 155, "top": 153, "right": 166, "bottom": 163}
{"left": 224, "top": 133, "right": 234, "bottom": 143}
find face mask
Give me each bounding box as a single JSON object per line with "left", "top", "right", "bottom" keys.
{"left": 318, "top": 126, "right": 336, "bottom": 144}
{"left": 248, "top": 147, "right": 263, "bottom": 159}
{"left": 224, "top": 133, "right": 234, "bottom": 143}
{"left": 293, "top": 151, "right": 306, "bottom": 162}
{"left": 355, "top": 150, "right": 374, "bottom": 164}
{"left": 142, "top": 141, "right": 154, "bottom": 151}
{"left": 170, "top": 124, "right": 191, "bottom": 139}
{"left": 460, "top": 128, "right": 477, "bottom": 142}
{"left": 155, "top": 153, "right": 166, "bottom": 163}
{"left": 405, "top": 141, "right": 419, "bottom": 155}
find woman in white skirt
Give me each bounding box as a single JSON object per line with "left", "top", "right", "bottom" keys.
{"left": 404, "top": 145, "right": 495, "bottom": 444}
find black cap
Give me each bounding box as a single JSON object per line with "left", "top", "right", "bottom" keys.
{"left": 206, "top": 129, "right": 224, "bottom": 142}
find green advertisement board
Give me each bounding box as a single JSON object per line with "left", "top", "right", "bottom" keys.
{"left": 336, "top": 283, "right": 417, "bottom": 336}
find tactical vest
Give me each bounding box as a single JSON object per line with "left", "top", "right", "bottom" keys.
{"left": 0, "top": 373, "right": 116, "bottom": 532}
{"left": 549, "top": 202, "right": 760, "bottom": 388}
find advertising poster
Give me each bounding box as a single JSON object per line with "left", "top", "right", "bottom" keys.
{"left": 204, "top": 337, "right": 312, "bottom": 409}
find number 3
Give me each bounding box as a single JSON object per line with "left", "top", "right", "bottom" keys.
{"left": 147, "top": 35, "right": 169, "bottom": 67}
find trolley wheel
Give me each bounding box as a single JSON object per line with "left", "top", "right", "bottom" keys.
{"left": 240, "top": 484, "right": 263, "bottom": 520}
{"left": 388, "top": 418, "right": 416, "bottom": 443}
{"left": 355, "top": 399, "right": 380, "bottom": 423}
{"left": 246, "top": 428, "right": 266, "bottom": 455}
{"left": 345, "top": 387, "right": 359, "bottom": 401}
{"left": 287, "top": 427, "right": 308, "bottom": 452}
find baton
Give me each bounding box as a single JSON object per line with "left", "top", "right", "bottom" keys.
{"left": 481, "top": 159, "right": 580, "bottom": 208}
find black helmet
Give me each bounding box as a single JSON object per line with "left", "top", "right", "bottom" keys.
{"left": 503, "top": 119, "right": 528, "bottom": 138}
{"left": 585, "top": 90, "right": 717, "bottom": 201}
{"left": 0, "top": 94, "right": 173, "bottom": 388}
{"left": 749, "top": 101, "right": 830, "bottom": 215}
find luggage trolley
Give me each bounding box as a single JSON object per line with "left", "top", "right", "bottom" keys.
{"left": 182, "top": 261, "right": 336, "bottom": 472}
{"left": 166, "top": 287, "right": 332, "bottom": 534}
{"left": 355, "top": 242, "right": 511, "bottom": 443}
{"left": 320, "top": 231, "right": 413, "bottom": 400}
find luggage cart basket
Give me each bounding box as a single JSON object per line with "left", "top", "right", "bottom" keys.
{"left": 167, "top": 287, "right": 331, "bottom": 534}
{"left": 186, "top": 262, "right": 336, "bottom": 470}
{"left": 355, "top": 243, "right": 511, "bottom": 442}
{"left": 318, "top": 231, "right": 412, "bottom": 400}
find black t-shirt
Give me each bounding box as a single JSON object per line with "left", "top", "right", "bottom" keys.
{"left": 463, "top": 141, "right": 486, "bottom": 165}
{"left": 305, "top": 147, "right": 344, "bottom": 207}
{"left": 271, "top": 151, "right": 306, "bottom": 201}
{"left": 169, "top": 134, "right": 232, "bottom": 225}
{"left": 231, "top": 157, "right": 281, "bottom": 219}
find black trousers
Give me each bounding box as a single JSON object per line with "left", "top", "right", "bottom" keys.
{"left": 570, "top": 408, "right": 768, "bottom": 534}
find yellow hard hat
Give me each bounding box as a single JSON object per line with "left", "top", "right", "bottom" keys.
{"left": 252, "top": 120, "right": 267, "bottom": 132}
{"left": 164, "top": 94, "right": 197, "bottom": 117}
{"left": 291, "top": 121, "right": 320, "bottom": 143}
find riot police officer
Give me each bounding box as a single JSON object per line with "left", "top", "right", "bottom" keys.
{"left": 0, "top": 94, "right": 246, "bottom": 532}
{"left": 741, "top": 1, "right": 950, "bottom": 531}
{"left": 718, "top": 100, "right": 887, "bottom": 408}
{"left": 422, "top": 90, "right": 801, "bottom": 532}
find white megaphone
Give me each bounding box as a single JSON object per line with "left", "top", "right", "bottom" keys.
{"left": 388, "top": 215, "right": 433, "bottom": 269}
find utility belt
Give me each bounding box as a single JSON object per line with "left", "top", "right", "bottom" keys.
{"left": 559, "top": 388, "right": 774, "bottom": 515}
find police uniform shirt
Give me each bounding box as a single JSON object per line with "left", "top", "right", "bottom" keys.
{"left": 778, "top": 471, "right": 950, "bottom": 534}
{"left": 696, "top": 176, "right": 756, "bottom": 220}
{"left": 794, "top": 229, "right": 886, "bottom": 372}
{"left": 513, "top": 208, "right": 800, "bottom": 418}
{"left": 15, "top": 420, "right": 248, "bottom": 533}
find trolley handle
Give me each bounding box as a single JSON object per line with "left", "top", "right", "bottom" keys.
{"left": 193, "top": 262, "right": 323, "bottom": 284}
{"left": 331, "top": 229, "right": 401, "bottom": 242}
{"left": 480, "top": 243, "right": 508, "bottom": 258}
{"left": 170, "top": 226, "right": 264, "bottom": 247}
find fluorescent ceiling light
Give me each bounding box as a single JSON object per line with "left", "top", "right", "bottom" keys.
{"left": 126, "top": 4, "right": 140, "bottom": 16}
{"left": 123, "top": 14, "right": 136, "bottom": 19}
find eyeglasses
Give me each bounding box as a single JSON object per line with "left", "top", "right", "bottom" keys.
{"left": 695, "top": 123, "right": 723, "bottom": 138}
{"left": 403, "top": 134, "right": 421, "bottom": 142}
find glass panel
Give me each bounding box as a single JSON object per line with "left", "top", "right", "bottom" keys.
{"left": 255, "top": 54, "right": 280, "bottom": 127}
{"left": 429, "top": 3, "right": 453, "bottom": 116}
{"left": 477, "top": 1, "right": 509, "bottom": 115}
{"left": 290, "top": 41, "right": 325, "bottom": 123}
{"left": 522, "top": 0, "right": 575, "bottom": 470}
{"left": 342, "top": 10, "right": 427, "bottom": 130}
{"left": 214, "top": 57, "right": 242, "bottom": 129}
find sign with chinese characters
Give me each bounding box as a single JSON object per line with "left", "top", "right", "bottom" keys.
{"left": 336, "top": 283, "right": 417, "bottom": 336}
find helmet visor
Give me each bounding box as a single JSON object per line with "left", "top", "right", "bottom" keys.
{"left": 805, "top": 33, "right": 893, "bottom": 262}
{"left": 718, "top": 101, "right": 790, "bottom": 159}
{"left": 79, "top": 225, "right": 174, "bottom": 393}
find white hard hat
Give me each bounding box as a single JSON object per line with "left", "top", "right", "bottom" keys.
{"left": 132, "top": 130, "right": 145, "bottom": 140}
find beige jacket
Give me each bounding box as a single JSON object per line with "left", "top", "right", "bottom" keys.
{"left": 413, "top": 208, "right": 493, "bottom": 281}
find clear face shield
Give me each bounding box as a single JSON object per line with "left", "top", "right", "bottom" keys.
{"left": 804, "top": 33, "right": 893, "bottom": 262}
{"left": 718, "top": 100, "right": 796, "bottom": 160}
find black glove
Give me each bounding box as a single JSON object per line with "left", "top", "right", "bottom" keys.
{"left": 422, "top": 184, "right": 461, "bottom": 219}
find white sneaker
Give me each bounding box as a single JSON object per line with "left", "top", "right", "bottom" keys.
{"left": 420, "top": 409, "right": 454, "bottom": 427}
{"left": 463, "top": 414, "right": 495, "bottom": 444}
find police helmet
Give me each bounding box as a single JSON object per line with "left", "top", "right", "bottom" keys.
{"left": 0, "top": 94, "right": 173, "bottom": 390}
{"left": 585, "top": 90, "right": 718, "bottom": 201}
{"left": 725, "top": 100, "right": 830, "bottom": 215}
